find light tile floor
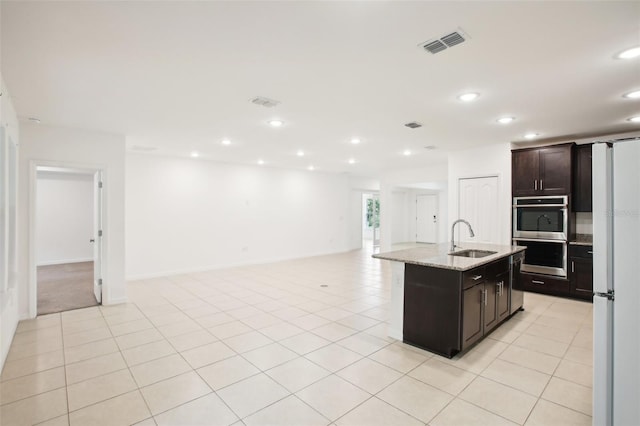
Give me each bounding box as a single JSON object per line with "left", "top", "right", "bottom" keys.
{"left": 1, "top": 248, "right": 593, "bottom": 425}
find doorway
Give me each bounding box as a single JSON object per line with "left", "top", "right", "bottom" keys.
{"left": 35, "top": 166, "right": 103, "bottom": 315}
{"left": 362, "top": 193, "right": 380, "bottom": 250}
{"left": 416, "top": 194, "right": 438, "bottom": 243}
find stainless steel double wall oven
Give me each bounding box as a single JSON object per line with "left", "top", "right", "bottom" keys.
{"left": 513, "top": 196, "right": 568, "bottom": 277}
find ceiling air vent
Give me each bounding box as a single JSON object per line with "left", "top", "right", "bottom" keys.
{"left": 423, "top": 40, "right": 447, "bottom": 54}
{"left": 419, "top": 28, "right": 469, "bottom": 54}
{"left": 405, "top": 121, "right": 423, "bottom": 129}
{"left": 441, "top": 31, "right": 465, "bottom": 47}
{"left": 250, "top": 96, "right": 280, "bottom": 108}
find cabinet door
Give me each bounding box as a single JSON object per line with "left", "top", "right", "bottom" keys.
{"left": 496, "top": 271, "right": 510, "bottom": 323}
{"left": 462, "top": 284, "right": 484, "bottom": 349}
{"left": 512, "top": 150, "right": 539, "bottom": 196}
{"left": 539, "top": 145, "right": 572, "bottom": 195}
{"left": 573, "top": 144, "right": 593, "bottom": 212}
{"left": 570, "top": 257, "right": 593, "bottom": 300}
{"left": 483, "top": 281, "right": 498, "bottom": 332}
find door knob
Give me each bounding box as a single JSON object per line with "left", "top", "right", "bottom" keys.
{"left": 90, "top": 239, "right": 95, "bottom": 243}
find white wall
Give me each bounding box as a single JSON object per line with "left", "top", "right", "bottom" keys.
{"left": 36, "top": 172, "right": 93, "bottom": 265}
{"left": 126, "top": 154, "right": 351, "bottom": 279}
{"left": 18, "top": 124, "right": 126, "bottom": 316}
{"left": 390, "top": 190, "right": 409, "bottom": 243}
{"left": 1, "top": 78, "right": 20, "bottom": 370}
{"left": 379, "top": 163, "right": 448, "bottom": 251}
{"left": 448, "top": 142, "right": 512, "bottom": 245}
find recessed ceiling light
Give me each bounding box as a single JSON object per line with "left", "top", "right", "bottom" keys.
{"left": 190, "top": 151, "right": 199, "bottom": 158}
{"left": 524, "top": 133, "right": 539, "bottom": 139}
{"left": 296, "top": 150, "right": 305, "bottom": 157}
{"left": 627, "top": 116, "right": 640, "bottom": 123}
{"left": 268, "top": 119, "right": 284, "bottom": 127}
{"left": 348, "top": 158, "right": 356, "bottom": 164}
{"left": 350, "top": 138, "right": 361, "bottom": 144}
{"left": 623, "top": 90, "right": 640, "bottom": 99}
{"left": 403, "top": 149, "right": 412, "bottom": 156}
{"left": 257, "top": 159, "right": 265, "bottom": 165}
{"left": 616, "top": 46, "right": 640, "bottom": 59}
{"left": 307, "top": 165, "right": 315, "bottom": 171}
{"left": 458, "top": 92, "right": 479, "bottom": 102}
{"left": 221, "top": 139, "right": 231, "bottom": 145}
{"left": 497, "top": 116, "right": 515, "bottom": 124}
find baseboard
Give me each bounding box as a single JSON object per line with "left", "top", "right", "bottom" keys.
{"left": 102, "top": 297, "right": 128, "bottom": 306}
{"left": 37, "top": 258, "right": 93, "bottom": 267}
{"left": 126, "top": 247, "right": 353, "bottom": 281}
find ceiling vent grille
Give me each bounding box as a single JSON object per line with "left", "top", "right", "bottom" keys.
{"left": 405, "top": 121, "right": 423, "bottom": 129}
{"left": 250, "top": 96, "right": 280, "bottom": 108}
{"left": 423, "top": 40, "right": 447, "bottom": 54}
{"left": 419, "top": 28, "right": 469, "bottom": 54}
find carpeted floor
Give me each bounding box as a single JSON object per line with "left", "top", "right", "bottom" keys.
{"left": 37, "top": 261, "right": 98, "bottom": 315}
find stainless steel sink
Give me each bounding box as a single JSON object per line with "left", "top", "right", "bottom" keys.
{"left": 449, "top": 249, "right": 497, "bottom": 258}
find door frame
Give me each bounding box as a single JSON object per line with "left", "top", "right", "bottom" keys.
{"left": 28, "top": 160, "right": 107, "bottom": 318}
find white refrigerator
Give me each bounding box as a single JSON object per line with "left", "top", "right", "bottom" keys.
{"left": 592, "top": 139, "right": 640, "bottom": 426}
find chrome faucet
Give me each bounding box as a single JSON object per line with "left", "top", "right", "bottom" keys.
{"left": 450, "top": 219, "right": 475, "bottom": 252}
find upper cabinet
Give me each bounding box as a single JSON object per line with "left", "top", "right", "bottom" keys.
{"left": 512, "top": 143, "right": 573, "bottom": 196}
{"left": 572, "top": 144, "right": 593, "bottom": 212}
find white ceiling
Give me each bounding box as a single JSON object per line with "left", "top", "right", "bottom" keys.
{"left": 2, "top": 1, "right": 639, "bottom": 175}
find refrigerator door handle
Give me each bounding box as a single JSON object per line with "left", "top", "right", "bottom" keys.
{"left": 595, "top": 290, "right": 615, "bottom": 301}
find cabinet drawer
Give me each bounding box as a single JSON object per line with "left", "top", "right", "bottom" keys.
{"left": 569, "top": 245, "right": 593, "bottom": 259}
{"left": 521, "top": 273, "right": 570, "bottom": 294}
{"left": 462, "top": 266, "right": 486, "bottom": 290}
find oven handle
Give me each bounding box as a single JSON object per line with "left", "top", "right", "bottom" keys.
{"left": 512, "top": 204, "right": 568, "bottom": 208}
{"left": 513, "top": 238, "right": 568, "bottom": 244}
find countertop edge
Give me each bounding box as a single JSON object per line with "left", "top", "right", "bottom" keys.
{"left": 373, "top": 245, "right": 526, "bottom": 272}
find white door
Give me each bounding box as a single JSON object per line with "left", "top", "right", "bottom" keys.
{"left": 458, "top": 176, "right": 499, "bottom": 244}
{"left": 416, "top": 195, "right": 438, "bottom": 243}
{"left": 93, "top": 171, "right": 103, "bottom": 303}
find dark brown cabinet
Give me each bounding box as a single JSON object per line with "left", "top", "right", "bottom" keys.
{"left": 573, "top": 144, "right": 593, "bottom": 212}
{"left": 512, "top": 144, "right": 573, "bottom": 196}
{"left": 462, "top": 283, "right": 484, "bottom": 349}
{"left": 403, "top": 256, "right": 518, "bottom": 358}
{"left": 569, "top": 245, "right": 593, "bottom": 300}
{"left": 496, "top": 270, "right": 510, "bottom": 323}
{"left": 520, "top": 272, "right": 570, "bottom": 296}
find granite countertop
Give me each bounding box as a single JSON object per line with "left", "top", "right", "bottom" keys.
{"left": 570, "top": 234, "right": 593, "bottom": 246}
{"left": 372, "top": 242, "right": 526, "bottom": 272}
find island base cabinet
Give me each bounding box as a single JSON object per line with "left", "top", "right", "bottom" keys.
{"left": 462, "top": 284, "right": 484, "bottom": 349}
{"left": 496, "top": 270, "right": 510, "bottom": 323}
{"left": 402, "top": 255, "right": 521, "bottom": 358}
{"left": 403, "top": 264, "right": 461, "bottom": 358}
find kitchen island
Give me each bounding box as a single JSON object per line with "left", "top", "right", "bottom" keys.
{"left": 373, "top": 243, "right": 526, "bottom": 358}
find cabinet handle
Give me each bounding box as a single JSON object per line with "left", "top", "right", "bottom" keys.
{"left": 500, "top": 281, "right": 504, "bottom": 296}
{"left": 587, "top": 251, "right": 593, "bottom": 254}
{"left": 483, "top": 289, "right": 488, "bottom": 306}
{"left": 540, "top": 179, "right": 543, "bottom": 190}
{"left": 532, "top": 280, "right": 545, "bottom": 285}
{"left": 572, "top": 261, "right": 575, "bottom": 273}
{"left": 472, "top": 275, "right": 483, "bottom": 281}
{"left": 534, "top": 180, "right": 538, "bottom": 190}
